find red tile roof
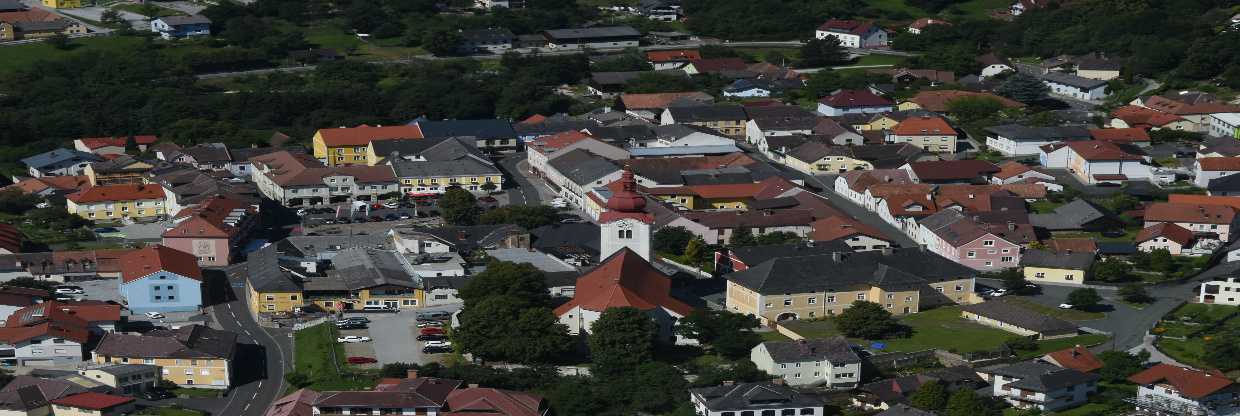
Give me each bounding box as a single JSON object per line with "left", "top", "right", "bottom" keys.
{"left": 1044, "top": 345, "right": 1104, "bottom": 372}
{"left": 1048, "top": 238, "right": 1097, "bottom": 254}
{"left": 906, "top": 90, "right": 1023, "bottom": 112}
{"left": 66, "top": 183, "right": 164, "bottom": 204}
{"left": 1142, "top": 96, "right": 1240, "bottom": 116}
{"left": 1197, "top": 157, "right": 1240, "bottom": 171}
{"left": 1088, "top": 128, "right": 1150, "bottom": 143}
{"left": 50, "top": 392, "right": 134, "bottom": 410}
{"left": 818, "top": 19, "right": 877, "bottom": 36}
{"left": 1168, "top": 194, "right": 1240, "bottom": 211}
{"left": 810, "top": 216, "right": 889, "bottom": 242}
{"left": 646, "top": 49, "right": 700, "bottom": 62}
{"left": 993, "top": 161, "right": 1033, "bottom": 180}
{"left": 4, "top": 175, "right": 90, "bottom": 195}
{"left": 251, "top": 151, "right": 395, "bottom": 187}
{"left": 0, "top": 223, "right": 21, "bottom": 254}
{"left": 1064, "top": 140, "right": 1143, "bottom": 161}
{"left": 528, "top": 130, "right": 591, "bottom": 156}
{"left": 446, "top": 387, "right": 546, "bottom": 416}
{"left": 164, "top": 194, "right": 254, "bottom": 239}
{"left": 119, "top": 246, "right": 203, "bottom": 283}
{"left": 554, "top": 249, "right": 693, "bottom": 316}
{"left": 0, "top": 301, "right": 97, "bottom": 344}
{"left": 620, "top": 92, "right": 713, "bottom": 110}
{"left": 1135, "top": 223, "right": 1193, "bottom": 245}
{"left": 891, "top": 115, "right": 957, "bottom": 136}
{"left": 688, "top": 58, "right": 747, "bottom": 73}
{"left": 316, "top": 124, "right": 423, "bottom": 147}
{"left": 77, "top": 136, "right": 158, "bottom": 150}
{"left": 908, "top": 17, "right": 950, "bottom": 30}
{"left": 1111, "top": 105, "right": 1185, "bottom": 128}
{"left": 819, "top": 89, "right": 894, "bottom": 108}
{"left": 1144, "top": 202, "right": 1236, "bottom": 225}
{"left": 1129, "top": 364, "right": 1234, "bottom": 399}
{"left": 0, "top": 8, "right": 61, "bottom": 23}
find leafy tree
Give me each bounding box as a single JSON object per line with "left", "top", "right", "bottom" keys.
{"left": 800, "top": 37, "right": 849, "bottom": 67}
{"left": 1092, "top": 258, "right": 1134, "bottom": 283}
{"left": 945, "top": 389, "right": 988, "bottom": 416}
{"left": 653, "top": 226, "right": 694, "bottom": 256}
{"left": 1145, "top": 249, "right": 1176, "bottom": 274}
{"left": 675, "top": 310, "right": 761, "bottom": 358}
{"left": 423, "top": 29, "right": 462, "bottom": 57}
{"left": 1004, "top": 336, "right": 1037, "bottom": 351}
{"left": 0, "top": 189, "right": 41, "bottom": 215}
{"left": 1100, "top": 193, "right": 1138, "bottom": 213}
{"left": 729, "top": 228, "right": 757, "bottom": 247}
{"left": 454, "top": 296, "right": 570, "bottom": 363}
{"left": 624, "top": 72, "right": 697, "bottom": 94}
{"left": 1148, "top": 129, "right": 1202, "bottom": 144}
{"left": 683, "top": 237, "right": 707, "bottom": 266}
{"left": 1203, "top": 330, "right": 1240, "bottom": 371}
{"left": 910, "top": 380, "right": 949, "bottom": 411}
{"left": 1119, "top": 284, "right": 1153, "bottom": 304}
{"left": 478, "top": 205, "right": 560, "bottom": 230}
{"left": 836, "top": 301, "right": 907, "bottom": 339}
{"left": 284, "top": 371, "right": 311, "bottom": 387}
{"left": 754, "top": 231, "right": 803, "bottom": 246}
{"left": 605, "top": 362, "right": 689, "bottom": 414}
{"left": 480, "top": 182, "right": 497, "bottom": 192}
{"left": 592, "top": 49, "right": 653, "bottom": 72}
{"left": 589, "top": 307, "right": 656, "bottom": 377}
{"left": 3, "top": 277, "right": 57, "bottom": 293}
{"left": 439, "top": 187, "right": 480, "bottom": 225}
{"left": 100, "top": 9, "right": 125, "bottom": 27}
{"left": 1067, "top": 288, "right": 1102, "bottom": 309}
{"left": 945, "top": 97, "right": 1005, "bottom": 123}
{"left": 1098, "top": 350, "right": 1148, "bottom": 383}
{"left": 996, "top": 73, "right": 1049, "bottom": 103}
{"left": 986, "top": 268, "right": 1028, "bottom": 293}
{"left": 691, "top": 360, "right": 772, "bottom": 387}
{"left": 457, "top": 261, "right": 550, "bottom": 310}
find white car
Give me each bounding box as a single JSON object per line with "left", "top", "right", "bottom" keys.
{"left": 424, "top": 340, "right": 452, "bottom": 348}
{"left": 144, "top": 312, "right": 165, "bottom": 319}
{"left": 1058, "top": 303, "right": 1074, "bottom": 309}
{"left": 337, "top": 336, "right": 372, "bottom": 343}
{"left": 416, "top": 321, "right": 445, "bottom": 328}
{"left": 989, "top": 289, "right": 1007, "bottom": 297}
{"left": 55, "top": 287, "right": 84, "bottom": 295}
{"left": 383, "top": 202, "right": 400, "bottom": 209}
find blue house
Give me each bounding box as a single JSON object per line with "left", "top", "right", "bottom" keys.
{"left": 150, "top": 15, "right": 211, "bottom": 40}
{"left": 119, "top": 246, "right": 203, "bottom": 313}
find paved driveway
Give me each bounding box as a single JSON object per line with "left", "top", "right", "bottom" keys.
{"left": 57, "top": 5, "right": 146, "bottom": 30}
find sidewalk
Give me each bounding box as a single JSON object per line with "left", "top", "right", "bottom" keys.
{"left": 1129, "top": 334, "right": 1189, "bottom": 368}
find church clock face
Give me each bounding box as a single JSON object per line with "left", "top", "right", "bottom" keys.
{"left": 616, "top": 220, "right": 632, "bottom": 230}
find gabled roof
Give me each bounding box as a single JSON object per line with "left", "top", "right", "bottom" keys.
{"left": 904, "top": 160, "right": 999, "bottom": 182}
{"left": 445, "top": 387, "right": 546, "bottom": 416}
{"left": 315, "top": 124, "right": 424, "bottom": 147}
{"left": 665, "top": 104, "right": 747, "bottom": 123}
{"left": 553, "top": 248, "right": 693, "bottom": 316}
{"left": 1135, "top": 223, "right": 1193, "bottom": 246}
{"left": 543, "top": 26, "right": 641, "bottom": 40}
{"left": 1029, "top": 199, "right": 1106, "bottom": 231}
{"left": 810, "top": 216, "right": 889, "bottom": 242}
{"left": 759, "top": 337, "right": 860, "bottom": 364}
{"left": 1197, "top": 157, "right": 1240, "bottom": 171}
{"left": 691, "top": 381, "right": 824, "bottom": 412}
{"left": 817, "top": 19, "right": 880, "bottom": 36}
{"left": 620, "top": 92, "right": 714, "bottom": 110}
{"left": 982, "top": 360, "right": 1098, "bottom": 392}
{"left": 163, "top": 194, "right": 254, "bottom": 239}
{"left": 1063, "top": 140, "right": 1144, "bottom": 161}
{"left": 266, "top": 388, "right": 319, "bottom": 416}
{"left": 1144, "top": 202, "right": 1236, "bottom": 225}
{"left": 919, "top": 209, "right": 996, "bottom": 246}
{"left": 727, "top": 241, "right": 851, "bottom": 267}
{"left": 1019, "top": 249, "right": 1094, "bottom": 271}
{"left": 961, "top": 301, "right": 1078, "bottom": 336}
{"left": 646, "top": 49, "right": 700, "bottom": 62}
{"left": 819, "top": 89, "right": 894, "bottom": 108}
{"left": 316, "top": 377, "right": 459, "bottom": 409}
{"left": 1207, "top": 173, "right": 1240, "bottom": 193}
{"left": 76, "top": 135, "right": 158, "bottom": 150}
{"left": 1128, "top": 364, "right": 1234, "bottom": 400}
{"left": 906, "top": 90, "right": 1022, "bottom": 112}
{"left": 413, "top": 119, "right": 516, "bottom": 139}
{"left": 1140, "top": 95, "right": 1240, "bottom": 116}
{"left": 50, "top": 392, "right": 134, "bottom": 410}
{"left": 119, "top": 245, "right": 203, "bottom": 283}
{"left": 891, "top": 115, "right": 957, "bottom": 136}
{"left": 687, "top": 58, "right": 747, "bottom": 73}
{"left": 1168, "top": 194, "right": 1240, "bottom": 211}
{"left": 1043, "top": 345, "right": 1103, "bottom": 373}
{"left": 727, "top": 248, "right": 974, "bottom": 295}
{"left": 66, "top": 183, "right": 164, "bottom": 203}
{"left": 155, "top": 14, "right": 210, "bottom": 25}
{"left": 1089, "top": 128, "right": 1150, "bottom": 144}
{"left": 93, "top": 324, "right": 237, "bottom": 359}
{"left": 21, "top": 148, "right": 102, "bottom": 170}
{"left": 4, "top": 175, "right": 90, "bottom": 195}
{"left": 1111, "top": 105, "right": 1185, "bottom": 128}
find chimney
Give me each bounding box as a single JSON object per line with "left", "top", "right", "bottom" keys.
{"left": 407, "top": 369, "right": 419, "bottom": 379}
{"left": 1066, "top": 249, "right": 1073, "bottom": 255}
{"left": 1071, "top": 345, "right": 1081, "bottom": 357}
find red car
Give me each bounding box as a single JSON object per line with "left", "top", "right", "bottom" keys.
{"left": 420, "top": 327, "right": 445, "bottom": 336}
{"left": 347, "top": 356, "right": 378, "bottom": 364}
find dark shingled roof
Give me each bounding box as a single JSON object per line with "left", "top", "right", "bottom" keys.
{"left": 93, "top": 325, "right": 237, "bottom": 359}
{"left": 728, "top": 241, "right": 851, "bottom": 267}
{"left": 246, "top": 245, "right": 304, "bottom": 293}
{"left": 877, "top": 403, "right": 939, "bottom": 416}
{"left": 689, "top": 382, "right": 824, "bottom": 412}
{"left": 1019, "top": 249, "right": 1095, "bottom": 271}
{"left": 961, "top": 301, "right": 1078, "bottom": 336}
{"left": 727, "top": 248, "right": 974, "bottom": 295}
{"left": 983, "top": 360, "right": 1099, "bottom": 392}
{"left": 665, "top": 105, "right": 748, "bottom": 123}
{"left": 759, "top": 337, "right": 861, "bottom": 364}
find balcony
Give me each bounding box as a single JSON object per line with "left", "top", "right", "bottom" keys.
{"left": 1126, "top": 397, "right": 1211, "bottom": 416}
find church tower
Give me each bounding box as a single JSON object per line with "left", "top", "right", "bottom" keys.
{"left": 599, "top": 168, "right": 652, "bottom": 261}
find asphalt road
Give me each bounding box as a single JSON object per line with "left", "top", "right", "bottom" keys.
{"left": 498, "top": 153, "right": 546, "bottom": 206}
{"left": 198, "top": 264, "right": 291, "bottom": 416}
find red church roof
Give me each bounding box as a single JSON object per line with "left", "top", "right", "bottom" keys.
{"left": 554, "top": 249, "right": 694, "bottom": 317}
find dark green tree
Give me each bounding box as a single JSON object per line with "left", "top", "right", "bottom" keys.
{"left": 1119, "top": 284, "right": 1153, "bottom": 304}
{"left": 1203, "top": 330, "right": 1240, "bottom": 371}
{"left": 454, "top": 296, "right": 570, "bottom": 363}
{"left": 478, "top": 205, "right": 560, "bottom": 230}
{"left": 800, "top": 37, "right": 849, "bottom": 67}
{"left": 945, "top": 97, "right": 1004, "bottom": 123}
{"left": 675, "top": 309, "right": 761, "bottom": 358}
{"left": 1067, "top": 288, "right": 1102, "bottom": 309}
{"left": 836, "top": 301, "right": 906, "bottom": 339}
{"left": 457, "top": 261, "right": 550, "bottom": 310}
{"left": 754, "top": 231, "right": 803, "bottom": 246}
{"left": 589, "top": 307, "right": 656, "bottom": 377}
{"left": 1092, "top": 257, "right": 1134, "bottom": 283}
{"left": 910, "top": 380, "right": 949, "bottom": 411}
{"left": 1145, "top": 249, "right": 1176, "bottom": 274}
{"left": 0, "top": 189, "right": 41, "bottom": 215}
{"left": 653, "top": 226, "right": 694, "bottom": 256}
{"left": 1098, "top": 350, "right": 1148, "bottom": 383}
{"left": 996, "top": 73, "right": 1049, "bottom": 103}
{"left": 439, "top": 187, "right": 480, "bottom": 225}
{"left": 48, "top": 34, "right": 71, "bottom": 50}
{"left": 423, "top": 29, "right": 462, "bottom": 57}
{"left": 729, "top": 228, "right": 757, "bottom": 247}
{"left": 2, "top": 277, "right": 57, "bottom": 293}
{"left": 1004, "top": 336, "right": 1037, "bottom": 351}
{"left": 945, "top": 389, "right": 988, "bottom": 416}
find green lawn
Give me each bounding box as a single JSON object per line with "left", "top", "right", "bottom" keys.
{"left": 132, "top": 408, "right": 205, "bottom": 416}
{"left": 1030, "top": 200, "right": 1064, "bottom": 214}
{"left": 1002, "top": 297, "right": 1105, "bottom": 321}
{"left": 1049, "top": 403, "right": 1117, "bottom": 416}
{"left": 170, "top": 388, "right": 220, "bottom": 398}
{"left": 863, "top": 0, "right": 1010, "bottom": 20}
{"left": 1156, "top": 337, "right": 1208, "bottom": 369}
{"left": 1166, "top": 303, "right": 1238, "bottom": 323}
{"left": 0, "top": 36, "right": 147, "bottom": 74}
{"left": 112, "top": 3, "right": 183, "bottom": 17}
{"left": 781, "top": 306, "right": 1108, "bottom": 355}
{"left": 294, "top": 323, "right": 378, "bottom": 391}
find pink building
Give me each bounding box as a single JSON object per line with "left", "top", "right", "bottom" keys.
{"left": 917, "top": 209, "right": 1021, "bottom": 270}
{"left": 161, "top": 195, "right": 258, "bottom": 267}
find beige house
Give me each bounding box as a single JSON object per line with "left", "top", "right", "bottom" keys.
{"left": 1020, "top": 249, "right": 1094, "bottom": 286}
{"left": 660, "top": 105, "right": 748, "bottom": 137}
{"left": 886, "top": 116, "right": 958, "bottom": 154}
{"left": 750, "top": 337, "right": 862, "bottom": 388}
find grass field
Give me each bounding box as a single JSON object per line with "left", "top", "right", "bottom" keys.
{"left": 1156, "top": 337, "right": 1208, "bottom": 369}
{"left": 1001, "top": 297, "right": 1106, "bottom": 321}
{"left": 0, "top": 36, "right": 147, "bottom": 74}
{"left": 132, "top": 408, "right": 205, "bottom": 416}
{"left": 1165, "top": 303, "right": 1238, "bottom": 322}
{"left": 865, "top": 0, "right": 1010, "bottom": 20}
{"left": 112, "top": 3, "right": 183, "bottom": 17}
{"left": 293, "top": 324, "right": 377, "bottom": 391}
{"left": 781, "top": 306, "right": 1107, "bottom": 355}
{"left": 1155, "top": 303, "right": 1239, "bottom": 370}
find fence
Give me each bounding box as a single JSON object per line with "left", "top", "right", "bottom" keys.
{"left": 293, "top": 316, "right": 332, "bottom": 331}
{"left": 867, "top": 349, "right": 938, "bottom": 370}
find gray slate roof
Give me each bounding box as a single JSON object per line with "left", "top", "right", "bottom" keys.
{"left": 93, "top": 325, "right": 237, "bottom": 359}
{"left": 689, "top": 382, "right": 825, "bottom": 412}
{"left": 1029, "top": 199, "right": 1106, "bottom": 231}
{"left": 982, "top": 360, "right": 1098, "bottom": 392}
{"left": 546, "top": 148, "right": 620, "bottom": 186}
{"left": 760, "top": 336, "right": 861, "bottom": 364}
{"left": 319, "top": 248, "right": 418, "bottom": 291}
{"left": 459, "top": 28, "right": 514, "bottom": 43}
{"left": 21, "top": 148, "right": 101, "bottom": 170}
{"left": 390, "top": 156, "right": 498, "bottom": 179}
{"left": 727, "top": 248, "right": 975, "bottom": 295}
{"left": 157, "top": 14, "right": 211, "bottom": 26}
{"left": 278, "top": 234, "right": 391, "bottom": 258}
{"left": 985, "top": 124, "right": 1091, "bottom": 142}
{"left": 246, "top": 245, "right": 304, "bottom": 293}
{"left": 544, "top": 26, "right": 641, "bottom": 40}
{"left": 392, "top": 224, "right": 527, "bottom": 255}
{"left": 729, "top": 241, "right": 852, "bottom": 267}
{"left": 414, "top": 119, "right": 516, "bottom": 139}
{"left": 1020, "top": 249, "right": 1095, "bottom": 270}
{"left": 1208, "top": 174, "right": 1240, "bottom": 193}
{"left": 960, "top": 301, "right": 1079, "bottom": 336}
{"left": 665, "top": 105, "right": 747, "bottom": 123}
{"left": 1040, "top": 71, "right": 1109, "bottom": 90}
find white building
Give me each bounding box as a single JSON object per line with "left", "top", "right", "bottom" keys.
{"left": 979, "top": 361, "right": 1099, "bottom": 412}
{"left": 1041, "top": 72, "right": 1110, "bottom": 101}
{"left": 1200, "top": 277, "right": 1240, "bottom": 306}
{"left": 1194, "top": 157, "right": 1240, "bottom": 188}
{"left": 690, "top": 382, "right": 826, "bottom": 416}
{"left": 985, "top": 124, "right": 1091, "bottom": 157}
{"left": 750, "top": 338, "right": 862, "bottom": 388}
{"left": 815, "top": 19, "right": 887, "bottom": 48}
{"left": 1210, "top": 113, "right": 1240, "bottom": 139}
{"left": 1129, "top": 363, "right": 1240, "bottom": 416}
{"left": 249, "top": 151, "right": 398, "bottom": 207}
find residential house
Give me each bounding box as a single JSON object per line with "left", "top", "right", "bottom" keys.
{"left": 917, "top": 209, "right": 1021, "bottom": 271}
{"left": 619, "top": 91, "right": 714, "bottom": 121}
{"left": 244, "top": 245, "right": 305, "bottom": 314}
{"left": 92, "top": 325, "right": 237, "bottom": 388}
{"left": 21, "top": 148, "right": 102, "bottom": 178}
{"left": 543, "top": 149, "right": 623, "bottom": 209}
{"left": 817, "top": 89, "right": 894, "bottom": 116}
{"left": 386, "top": 138, "right": 504, "bottom": 195}
{"left": 723, "top": 78, "right": 780, "bottom": 98}
{"left": 1132, "top": 95, "right": 1240, "bottom": 133}
{"left": 66, "top": 183, "right": 167, "bottom": 222}
{"left": 977, "top": 53, "right": 1014, "bottom": 78}
{"left": 542, "top": 26, "right": 641, "bottom": 49}
{"left": 301, "top": 247, "right": 426, "bottom": 311}
{"left": 814, "top": 19, "right": 887, "bottom": 48}
{"left": 782, "top": 142, "right": 921, "bottom": 175}
{"left": 1135, "top": 222, "right": 1220, "bottom": 256}
{"left": 690, "top": 381, "right": 827, "bottom": 416}
{"left": 649, "top": 124, "right": 737, "bottom": 148}
{"left": 16, "top": 249, "right": 133, "bottom": 282}
{"left": 638, "top": 0, "right": 680, "bottom": 21}
{"left": 147, "top": 165, "right": 260, "bottom": 215}
{"left": 986, "top": 124, "right": 1091, "bottom": 157}
{"left": 118, "top": 246, "right": 203, "bottom": 313}
{"left": 163, "top": 143, "right": 233, "bottom": 171}
{"left": 73, "top": 136, "right": 159, "bottom": 156}
{"left": 669, "top": 209, "right": 816, "bottom": 245}
{"left": 1195, "top": 157, "right": 1240, "bottom": 188}
{"left": 150, "top": 15, "right": 211, "bottom": 39}
{"left": 3, "top": 175, "right": 90, "bottom": 198}
{"left": 1029, "top": 199, "right": 1113, "bottom": 232}
{"left": 901, "top": 160, "right": 1000, "bottom": 184}
{"left": 1128, "top": 364, "right": 1239, "bottom": 416}
{"left": 906, "top": 17, "right": 949, "bottom": 34}
{"left": 1020, "top": 249, "right": 1094, "bottom": 286}
{"left": 161, "top": 195, "right": 258, "bottom": 267}
{"left": 0, "top": 302, "right": 93, "bottom": 366}
{"left": 854, "top": 367, "right": 988, "bottom": 411}
{"left": 1089, "top": 128, "right": 1151, "bottom": 147}
{"left": 527, "top": 131, "right": 604, "bottom": 178}
{"left": 1211, "top": 113, "right": 1240, "bottom": 139}
{"left": 1110, "top": 105, "right": 1193, "bottom": 131}
{"left": 412, "top": 119, "right": 521, "bottom": 154}
{"left": 50, "top": 392, "right": 136, "bottom": 416}
{"left": 660, "top": 105, "right": 747, "bottom": 137}
{"left": 749, "top": 337, "right": 861, "bottom": 388}
{"left": 390, "top": 224, "right": 528, "bottom": 257}
{"left": 311, "top": 124, "right": 424, "bottom": 166}
{"left": 1040, "top": 72, "right": 1109, "bottom": 101}
{"left": 886, "top": 115, "right": 958, "bottom": 154}
{"left": 1040, "top": 140, "right": 1150, "bottom": 185}
{"left": 899, "top": 90, "right": 1023, "bottom": 113}
{"left": 991, "top": 161, "right": 1057, "bottom": 186}
{"left": 456, "top": 28, "right": 514, "bottom": 54}
{"left": 646, "top": 49, "right": 700, "bottom": 70}
{"left": 979, "top": 361, "right": 1099, "bottom": 411}
{"left": 0, "top": 12, "right": 86, "bottom": 40}
{"left": 275, "top": 374, "right": 550, "bottom": 416}
{"left": 1200, "top": 277, "right": 1240, "bottom": 306}
{"left": 1144, "top": 202, "right": 1238, "bottom": 242}
{"left": 960, "top": 301, "right": 1079, "bottom": 339}
{"left": 83, "top": 156, "right": 154, "bottom": 186}
{"left": 75, "top": 364, "right": 162, "bottom": 395}
{"left": 714, "top": 241, "right": 852, "bottom": 274}
{"left": 1209, "top": 174, "right": 1240, "bottom": 196}
{"left": 1042, "top": 345, "right": 1103, "bottom": 373}
{"left": 250, "top": 151, "right": 398, "bottom": 207}
{"left": 725, "top": 247, "right": 978, "bottom": 323}
{"left": 743, "top": 105, "right": 819, "bottom": 148}
{"left": 682, "top": 58, "right": 748, "bottom": 76}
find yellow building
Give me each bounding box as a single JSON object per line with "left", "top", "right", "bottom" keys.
{"left": 247, "top": 283, "right": 303, "bottom": 314}
{"left": 861, "top": 114, "right": 902, "bottom": 131}
{"left": 304, "top": 248, "right": 426, "bottom": 312}
{"left": 312, "top": 124, "right": 424, "bottom": 166}
{"left": 65, "top": 183, "right": 166, "bottom": 221}
{"left": 85, "top": 156, "right": 154, "bottom": 186}
{"left": 41, "top": 0, "right": 81, "bottom": 8}
{"left": 92, "top": 325, "right": 236, "bottom": 388}
{"left": 1020, "top": 250, "right": 1094, "bottom": 286}
{"left": 784, "top": 143, "right": 874, "bottom": 175}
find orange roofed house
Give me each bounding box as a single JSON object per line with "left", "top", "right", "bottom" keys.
{"left": 0, "top": 300, "right": 120, "bottom": 366}
{"left": 161, "top": 195, "right": 259, "bottom": 266}
{"left": 312, "top": 124, "right": 423, "bottom": 166}
{"left": 886, "top": 115, "right": 959, "bottom": 154}
{"left": 269, "top": 372, "right": 550, "bottom": 416}
{"left": 1128, "top": 363, "right": 1240, "bottom": 416}
{"left": 1143, "top": 201, "right": 1238, "bottom": 242}
{"left": 899, "top": 90, "right": 1023, "bottom": 113}
{"left": 250, "top": 150, "right": 398, "bottom": 207}
{"left": 65, "top": 183, "right": 166, "bottom": 222}
{"left": 117, "top": 246, "right": 203, "bottom": 314}
{"left": 647, "top": 49, "right": 701, "bottom": 70}
{"left": 1038, "top": 140, "right": 1150, "bottom": 185}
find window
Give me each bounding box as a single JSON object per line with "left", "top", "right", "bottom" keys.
{"left": 967, "top": 250, "right": 976, "bottom": 258}
{"left": 955, "top": 285, "right": 963, "bottom": 292}
{"left": 1065, "top": 275, "right": 1075, "bottom": 281}
{"left": 783, "top": 410, "right": 796, "bottom": 416}
{"left": 265, "top": 295, "right": 274, "bottom": 301}
{"left": 905, "top": 296, "right": 913, "bottom": 301}
{"left": 801, "top": 409, "right": 816, "bottom": 415}
{"left": 826, "top": 296, "right": 835, "bottom": 303}
{"left": 807, "top": 297, "right": 817, "bottom": 304}
{"left": 935, "top": 286, "right": 944, "bottom": 293}
{"left": 983, "top": 240, "right": 995, "bottom": 246}
{"left": 144, "top": 359, "right": 154, "bottom": 364}
{"left": 856, "top": 294, "right": 865, "bottom": 300}
{"left": 886, "top": 293, "right": 894, "bottom": 299}
{"left": 794, "top": 373, "right": 801, "bottom": 378}
{"left": 985, "top": 261, "right": 993, "bottom": 267}
{"left": 780, "top": 364, "right": 787, "bottom": 369}
{"left": 784, "top": 298, "right": 792, "bottom": 306}
{"left": 200, "top": 369, "right": 210, "bottom": 375}
{"left": 1035, "top": 272, "right": 1046, "bottom": 278}
{"left": 1001, "top": 256, "right": 1014, "bottom": 263}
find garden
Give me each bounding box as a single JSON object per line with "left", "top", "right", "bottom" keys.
{"left": 1153, "top": 303, "right": 1240, "bottom": 372}
{"left": 287, "top": 323, "right": 379, "bottom": 391}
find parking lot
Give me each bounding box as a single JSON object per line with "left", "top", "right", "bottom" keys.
{"left": 336, "top": 306, "right": 460, "bottom": 366}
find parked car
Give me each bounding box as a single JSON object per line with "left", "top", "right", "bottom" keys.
{"left": 140, "top": 389, "right": 175, "bottom": 401}
{"left": 422, "top": 345, "right": 452, "bottom": 354}
{"left": 419, "top": 327, "right": 445, "bottom": 335}
{"left": 1058, "top": 303, "right": 1074, "bottom": 309}
{"left": 93, "top": 227, "right": 119, "bottom": 234}
{"left": 416, "top": 321, "right": 445, "bottom": 328}
{"left": 417, "top": 311, "right": 451, "bottom": 321}
{"left": 337, "top": 335, "right": 372, "bottom": 343}
{"left": 424, "top": 340, "right": 452, "bottom": 348}
{"left": 55, "top": 286, "right": 84, "bottom": 295}
{"left": 989, "top": 289, "right": 1007, "bottom": 297}
{"left": 144, "top": 312, "right": 165, "bottom": 319}
{"left": 399, "top": 213, "right": 412, "bottom": 220}
{"left": 343, "top": 317, "right": 370, "bottom": 324}
{"left": 560, "top": 217, "right": 585, "bottom": 224}
{"left": 347, "top": 356, "right": 378, "bottom": 364}
{"left": 369, "top": 216, "right": 383, "bottom": 222}
{"left": 417, "top": 334, "right": 448, "bottom": 341}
